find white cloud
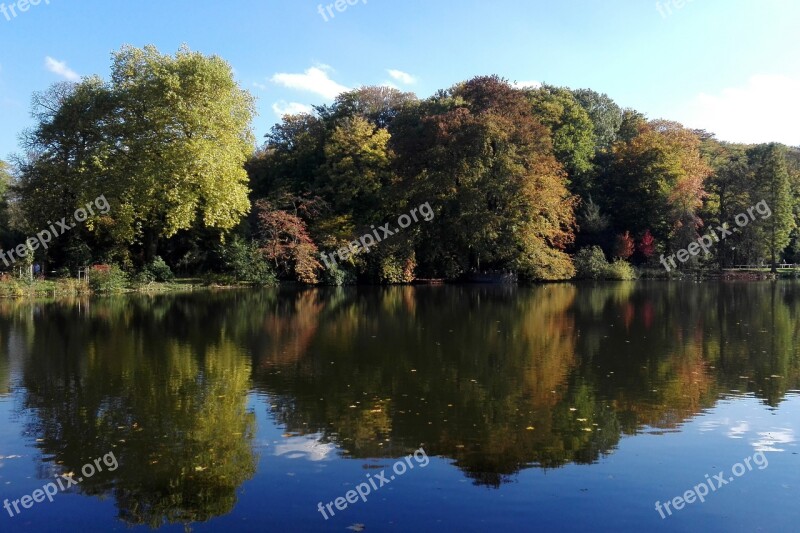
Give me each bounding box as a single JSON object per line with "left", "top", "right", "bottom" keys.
{"left": 512, "top": 80, "right": 541, "bottom": 89}
{"left": 252, "top": 81, "right": 268, "bottom": 91}
{"left": 387, "top": 69, "right": 416, "bottom": 85}
{"left": 272, "top": 100, "right": 313, "bottom": 117}
{"left": 44, "top": 57, "right": 80, "bottom": 82}
{"left": 274, "top": 434, "right": 335, "bottom": 461}
{"left": 271, "top": 66, "right": 348, "bottom": 100}
{"left": 677, "top": 74, "right": 800, "bottom": 146}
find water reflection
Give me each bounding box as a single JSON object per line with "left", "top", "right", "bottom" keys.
{"left": 0, "top": 283, "right": 798, "bottom": 525}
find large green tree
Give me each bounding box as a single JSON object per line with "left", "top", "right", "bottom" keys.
{"left": 747, "top": 143, "right": 795, "bottom": 270}
{"left": 16, "top": 45, "right": 256, "bottom": 267}
{"left": 527, "top": 85, "right": 596, "bottom": 194}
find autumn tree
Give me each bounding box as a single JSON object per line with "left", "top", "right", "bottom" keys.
{"left": 638, "top": 230, "right": 656, "bottom": 262}
{"left": 613, "top": 231, "right": 635, "bottom": 260}
{"left": 392, "top": 76, "right": 577, "bottom": 280}
{"left": 255, "top": 199, "right": 322, "bottom": 284}
{"left": 599, "top": 120, "right": 710, "bottom": 253}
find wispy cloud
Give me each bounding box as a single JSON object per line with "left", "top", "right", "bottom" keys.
{"left": 678, "top": 74, "right": 800, "bottom": 146}
{"left": 387, "top": 69, "right": 416, "bottom": 85}
{"left": 272, "top": 100, "right": 313, "bottom": 117}
{"left": 271, "top": 66, "right": 348, "bottom": 100}
{"left": 44, "top": 57, "right": 80, "bottom": 82}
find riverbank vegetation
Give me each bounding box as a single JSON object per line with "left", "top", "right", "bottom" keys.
{"left": 2, "top": 45, "right": 799, "bottom": 287}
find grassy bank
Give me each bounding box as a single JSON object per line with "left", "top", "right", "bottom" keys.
{"left": 0, "top": 278, "right": 209, "bottom": 299}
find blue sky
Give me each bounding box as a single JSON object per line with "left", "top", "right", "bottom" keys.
{"left": 1, "top": 0, "right": 799, "bottom": 159}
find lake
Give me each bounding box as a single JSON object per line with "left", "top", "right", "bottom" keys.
{"left": 0, "top": 283, "right": 798, "bottom": 532}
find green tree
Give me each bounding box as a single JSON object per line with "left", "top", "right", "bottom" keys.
{"left": 747, "top": 143, "right": 795, "bottom": 271}
{"left": 527, "top": 85, "right": 596, "bottom": 194}
{"left": 571, "top": 88, "right": 623, "bottom": 151}
{"left": 111, "top": 45, "right": 255, "bottom": 259}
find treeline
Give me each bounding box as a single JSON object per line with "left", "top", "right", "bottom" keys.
{"left": 2, "top": 45, "right": 799, "bottom": 284}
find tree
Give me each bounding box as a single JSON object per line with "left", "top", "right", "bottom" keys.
{"left": 600, "top": 120, "right": 710, "bottom": 253}
{"left": 0, "top": 160, "right": 16, "bottom": 252}
{"left": 571, "top": 88, "right": 623, "bottom": 151}
{"left": 255, "top": 199, "right": 322, "bottom": 284}
{"left": 527, "top": 85, "right": 596, "bottom": 195}
{"left": 747, "top": 143, "right": 795, "bottom": 271}
{"left": 319, "top": 86, "right": 417, "bottom": 130}
{"left": 392, "top": 76, "right": 577, "bottom": 280}
{"left": 614, "top": 231, "right": 634, "bottom": 260}
{"left": 638, "top": 230, "right": 656, "bottom": 261}
{"left": 319, "top": 115, "right": 394, "bottom": 222}
{"left": 16, "top": 45, "right": 257, "bottom": 267}
{"left": 111, "top": 45, "right": 255, "bottom": 260}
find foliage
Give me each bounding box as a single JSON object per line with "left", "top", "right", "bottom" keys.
{"left": 527, "top": 85, "right": 596, "bottom": 192}
{"left": 599, "top": 120, "right": 711, "bottom": 249}
{"left": 604, "top": 259, "right": 638, "bottom": 280}
{"left": 255, "top": 199, "right": 322, "bottom": 284}
{"left": 16, "top": 45, "right": 255, "bottom": 264}
{"left": 574, "top": 246, "right": 636, "bottom": 280}
{"left": 574, "top": 246, "right": 610, "bottom": 280}
{"left": 143, "top": 256, "right": 175, "bottom": 282}
{"left": 747, "top": 143, "right": 795, "bottom": 270}
{"left": 571, "top": 89, "right": 623, "bottom": 151}
{"left": 390, "top": 75, "right": 578, "bottom": 281}
{"left": 638, "top": 230, "right": 656, "bottom": 260}
{"left": 613, "top": 231, "right": 635, "bottom": 260}
{"left": 222, "top": 236, "right": 276, "bottom": 286}
{"left": 88, "top": 265, "right": 129, "bottom": 293}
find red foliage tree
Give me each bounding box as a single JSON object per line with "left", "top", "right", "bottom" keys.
{"left": 614, "top": 231, "right": 635, "bottom": 260}
{"left": 638, "top": 229, "right": 656, "bottom": 259}
{"left": 255, "top": 199, "right": 322, "bottom": 284}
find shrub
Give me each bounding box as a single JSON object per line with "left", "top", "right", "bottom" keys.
{"left": 222, "top": 236, "right": 276, "bottom": 286}
{"left": 320, "top": 262, "right": 356, "bottom": 286}
{"left": 604, "top": 259, "right": 638, "bottom": 280}
{"left": 144, "top": 256, "right": 174, "bottom": 282}
{"left": 574, "top": 247, "right": 637, "bottom": 280}
{"left": 574, "top": 246, "right": 609, "bottom": 280}
{"left": 378, "top": 255, "right": 416, "bottom": 284}
{"left": 88, "top": 265, "right": 128, "bottom": 293}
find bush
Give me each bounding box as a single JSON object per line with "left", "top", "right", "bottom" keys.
{"left": 574, "top": 246, "right": 610, "bottom": 280}
{"left": 88, "top": 265, "right": 128, "bottom": 293}
{"left": 378, "top": 255, "right": 416, "bottom": 284}
{"left": 144, "top": 256, "right": 174, "bottom": 282}
{"left": 604, "top": 259, "right": 638, "bottom": 280}
{"left": 222, "top": 236, "right": 276, "bottom": 286}
{"left": 574, "top": 247, "right": 637, "bottom": 280}
{"left": 320, "top": 262, "right": 356, "bottom": 286}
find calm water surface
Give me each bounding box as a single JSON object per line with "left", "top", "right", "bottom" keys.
{"left": 0, "top": 283, "right": 798, "bottom": 532}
